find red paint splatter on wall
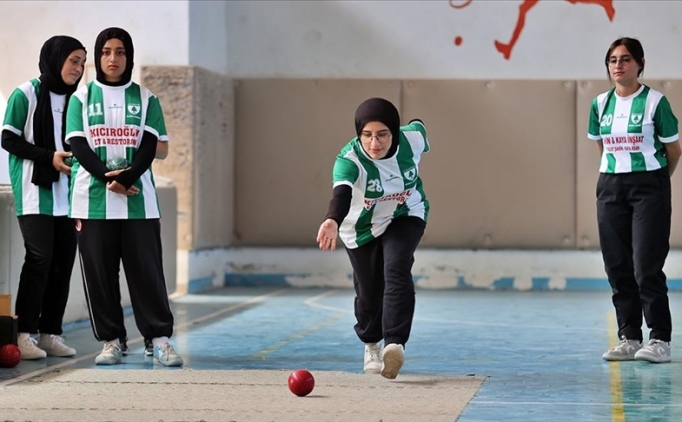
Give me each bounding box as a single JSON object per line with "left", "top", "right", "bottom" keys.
{"left": 450, "top": 0, "right": 616, "bottom": 59}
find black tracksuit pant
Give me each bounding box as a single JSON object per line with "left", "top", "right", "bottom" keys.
{"left": 76, "top": 218, "right": 174, "bottom": 342}
{"left": 597, "top": 167, "right": 672, "bottom": 342}
{"left": 345, "top": 216, "right": 426, "bottom": 347}
{"left": 15, "top": 215, "right": 77, "bottom": 335}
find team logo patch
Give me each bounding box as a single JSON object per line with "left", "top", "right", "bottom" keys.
{"left": 74, "top": 219, "right": 82, "bottom": 232}
{"left": 403, "top": 167, "right": 417, "bottom": 182}
{"left": 630, "top": 113, "right": 643, "bottom": 125}
{"left": 127, "top": 104, "right": 141, "bottom": 115}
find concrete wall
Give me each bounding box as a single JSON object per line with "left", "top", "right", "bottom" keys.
{"left": 141, "top": 66, "right": 234, "bottom": 252}
{"left": 224, "top": 1, "right": 682, "bottom": 79}
{"left": 225, "top": 78, "right": 682, "bottom": 250}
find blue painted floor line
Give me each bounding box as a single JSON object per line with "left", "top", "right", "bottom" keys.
{"left": 3, "top": 287, "right": 682, "bottom": 421}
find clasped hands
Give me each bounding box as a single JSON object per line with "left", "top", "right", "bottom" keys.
{"left": 105, "top": 168, "right": 139, "bottom": 196}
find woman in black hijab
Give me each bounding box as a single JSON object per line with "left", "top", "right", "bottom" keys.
{"left": 66, "top": 27, "right": 181, "bottom": 367}
{"left": 1, "top": 35, "right": 86, "bottom": 360}
{"left": 317, "top": 98, "right": 431, "bottom": 379}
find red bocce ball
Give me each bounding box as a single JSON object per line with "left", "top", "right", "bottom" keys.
{"left": 0, "top": 344, "right": 21, "bottom": 368}
{"left": 288, "top": 369, "right": 315, "bottom": 397}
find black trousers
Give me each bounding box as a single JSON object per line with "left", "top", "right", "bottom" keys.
{"left": 76, "top": 219, "right": 174, "bottom": 342}
{"left": 597, "top": 167, "right": 672, "bottom": 342}
{"left": 345, "top": 216, "right": 426, "bottom": 347}
{"left": 15, "top": 215, "right": 77, "bottom": 335}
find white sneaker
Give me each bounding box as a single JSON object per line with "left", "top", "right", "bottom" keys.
{"left": 17, "top": 334, "right": 47, "bottom": 360}
{"left": 37, "top": 334, "right": 76, "bottom": 357}
{"left": 635, "top": 339, "right": 671, "bottom": 363}
{"left": 363, "top": 342, "right": 382, "bottom": 374}
{"left": 381, "top": 343, "right": 405, "bottom": 379}
{"left": 602, "top": 336, "right": 642, "bottom": 361}
{"left": 95, "top": 341, "right": 122, "bottom": 365}
{"left": 154, "top": 343, "right": 184, "bottom": 367}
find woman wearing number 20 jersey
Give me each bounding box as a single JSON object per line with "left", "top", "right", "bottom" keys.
{"left": 590, "top": 37, "right": 682, "bottom": 364}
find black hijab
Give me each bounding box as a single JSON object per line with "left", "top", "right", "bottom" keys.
{"left": 94, "top": 27, "right": 134, "bottom": 87}
{"left": 32, "top": 35, "right": 86, "bottom": 188}
{"left": 354, "top": 98, "right": 401, "bottom": 159}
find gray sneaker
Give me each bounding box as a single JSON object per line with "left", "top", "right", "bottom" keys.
{"left": 602, "top": 336, "right": 641, "bottom": 361}
{"left": 635, "top": 339, "right": 671, "bottom": 363}
{"left": 154, "top": 343, "right": 183, "bottom": 367}
{"left": 95, "top": 341, "right": 123, "bottom": 365}
{"left": 363, "top": 342, "right": 382, "bottom": 374}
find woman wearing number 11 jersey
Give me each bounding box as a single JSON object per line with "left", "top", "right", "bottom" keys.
{"left": 65, "top": 27, "right": 182, "bottom": 367}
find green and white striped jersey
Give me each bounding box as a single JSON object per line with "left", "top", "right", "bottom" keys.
{"left": 588, "top": 85, "right": 679, "bottom": 173}
{"left": 2, "top": 79, "right": 70, "bottom": 216}
{"left": 333, "top": 120, "right": 430, "bottom": 249}
{"left": 65, "top": 80, "right": 168, "bottom": 219}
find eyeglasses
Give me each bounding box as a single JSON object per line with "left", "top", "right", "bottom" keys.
{"left": 360, "top": 131, "right": 391, "bottom": 143}
{"left": 607, "top": 56, "right": 633, "bottom": 66}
